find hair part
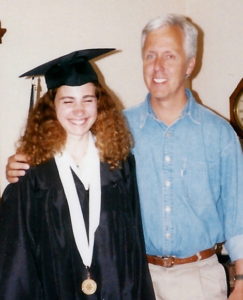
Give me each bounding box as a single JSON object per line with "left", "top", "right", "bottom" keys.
{"left": 141, "top": 13, "right": 198, "bottom": 59}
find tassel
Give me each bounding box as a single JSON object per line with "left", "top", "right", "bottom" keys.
{"left": 28, "top": 77, "right": 35, "bottom": 115}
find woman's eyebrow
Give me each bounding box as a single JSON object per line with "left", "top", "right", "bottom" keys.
{"left": 58, "top": 96, "right": 75, "bottom": 100}
{"left": 82, "top": 95, "right": 97, "bottom": 99}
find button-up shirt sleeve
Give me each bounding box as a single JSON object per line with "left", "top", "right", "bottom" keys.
{"left": 222, "top": 130, "right": 243, "bottom": 261}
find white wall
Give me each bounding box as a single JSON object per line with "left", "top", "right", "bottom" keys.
{"left": 0, "top": 0, "right": 242, "bottom": 193}
{"left": 186, "top": 0, "right": 243, "bottom": 117}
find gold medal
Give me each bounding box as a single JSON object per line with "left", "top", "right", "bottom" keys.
{"left": 81, "top": 278, "right": 97, "bottom": 295}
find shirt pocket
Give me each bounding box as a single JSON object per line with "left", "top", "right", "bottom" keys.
{"left": 178, "top": 158, "right": 214, "bottom": 204}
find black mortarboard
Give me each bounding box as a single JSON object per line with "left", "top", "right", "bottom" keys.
{"left": 20, "top": 48, "right": 115, "bottom": 90}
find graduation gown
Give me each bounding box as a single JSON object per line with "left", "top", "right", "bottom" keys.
{"left": 0, "top": 155, "right": 155, "bottom": 300}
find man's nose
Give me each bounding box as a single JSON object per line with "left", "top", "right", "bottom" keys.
{"left": 154, "top": 57, "right": 165, "bottom": 71}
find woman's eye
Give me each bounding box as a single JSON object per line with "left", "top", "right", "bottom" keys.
{"left": 60, "top": 98, "right": 74, "bottom": 104}
{"left": 83, "top": 97, "right": 96, "bottom": 103}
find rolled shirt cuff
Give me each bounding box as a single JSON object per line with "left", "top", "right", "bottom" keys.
{"left": 225, "top": 234, "right": 243, "bottom": 262}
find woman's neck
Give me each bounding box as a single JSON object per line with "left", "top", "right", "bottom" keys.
{"left": 65, "top": 133, "right": 90, "bottom": 166}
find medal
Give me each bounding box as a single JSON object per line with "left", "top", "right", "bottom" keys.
{"left": 81, "top": 266, "right": 97, "bottom": 295}
{"left": 81, "top": 268, "right": 97, "bottom": 295}
{"left": 81, "top": 278, "right": 97, "bottom": 295}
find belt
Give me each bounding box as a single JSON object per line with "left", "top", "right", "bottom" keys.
{"left": 147, "top": 247, "right": 215, "bottom": 268}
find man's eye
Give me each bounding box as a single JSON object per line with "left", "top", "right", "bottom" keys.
{"left": 166, "top": 54, "right": 175, "bottom": 60}
{"left": 146, "top": 54, "right": 154, "bottom": 60}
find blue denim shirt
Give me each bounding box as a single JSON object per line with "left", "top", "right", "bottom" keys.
{"left": 124, "top": 89, "right": 243, "bottom": 261}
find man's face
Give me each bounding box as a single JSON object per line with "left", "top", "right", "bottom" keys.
{"left": 142, "top": 25, "right": 195, "bottom": 103}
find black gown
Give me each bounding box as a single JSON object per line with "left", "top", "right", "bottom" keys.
{"left": 0, "top": 155, "right": 155, "bottom": 300}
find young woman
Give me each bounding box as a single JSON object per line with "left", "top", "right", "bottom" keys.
{"left": 0, "top": 49, "right": 155, "bottom": 300}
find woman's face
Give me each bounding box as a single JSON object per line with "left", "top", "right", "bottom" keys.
{"left": 54, "top": 83, "right": 97, "bottom": 140}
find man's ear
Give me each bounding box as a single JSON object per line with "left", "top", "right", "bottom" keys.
{"left": 186, "top": 57, "right": 196, "bottom": 77}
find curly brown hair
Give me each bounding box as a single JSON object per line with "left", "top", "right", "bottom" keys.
{"left": 17, "top": 82, "right": 133, "bottom": 169}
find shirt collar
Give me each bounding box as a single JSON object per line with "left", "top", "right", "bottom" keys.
{"left": 139, "top": 88, "right": 201, "bottom": 129}
{"left": 181, "top": 89, "right": 201, "bottom": 124}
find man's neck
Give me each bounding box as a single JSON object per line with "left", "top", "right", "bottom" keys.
{"left": 150, "top": 93, "right": 187, "bottom": 125}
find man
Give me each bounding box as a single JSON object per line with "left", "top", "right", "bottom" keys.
{"left": 5, "top": 14, "right": 243, "bottom": 299}
{"left": 123, "top": 14, "right": 243, "bottom": 300}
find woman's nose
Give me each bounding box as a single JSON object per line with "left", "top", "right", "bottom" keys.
{"left": 73, "top": 103, "right": 85, "bottom": 115}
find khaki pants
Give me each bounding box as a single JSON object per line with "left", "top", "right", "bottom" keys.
{"left": 148, "top": 255, "right": 227, "bottom": 300}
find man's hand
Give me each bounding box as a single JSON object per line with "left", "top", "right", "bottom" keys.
{"left": 228, "top": 281, "right": 243, "bottom": 300}
{"left": 228, "top": 258, "right": 243, "bottom": 300}
{"left": 6, "top": 153, "right": 29, "bottom": 183}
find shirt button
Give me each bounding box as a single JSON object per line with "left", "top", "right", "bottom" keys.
{"left": 164, "top": 155, "right": 171, "bottom": 163}
{"left": 165, "top": 180, "right": 171, "bottom": 187}
{"left": 165, "top": 232, "right": 171, "bottom": 239}
{"left": 165, "top": 206, "right": 171, "bottom": 213}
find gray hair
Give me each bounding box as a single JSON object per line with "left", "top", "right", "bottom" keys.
{"left": 141, "top": 14, "right": 198, "bottom": 59}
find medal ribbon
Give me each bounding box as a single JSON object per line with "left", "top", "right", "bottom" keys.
{"left": 55, "top": 132, "right": 101, "bottom": 268}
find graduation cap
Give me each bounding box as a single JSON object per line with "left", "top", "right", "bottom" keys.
{"left": 20, "top": 48, "right": 115, "bottom": 112}
{"left": 20, "top": 48, "right": 115, "bottom": 89}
